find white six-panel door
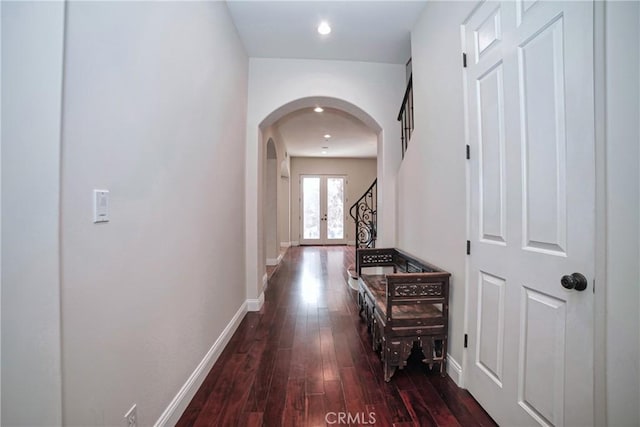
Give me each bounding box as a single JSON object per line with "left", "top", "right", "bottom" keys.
{"left": 464, "top": 1, "right": 595, "bottom": 425}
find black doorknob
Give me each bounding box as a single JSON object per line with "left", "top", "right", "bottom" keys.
{"left": 561, "top": 272, "right": 588, "bottom": 291}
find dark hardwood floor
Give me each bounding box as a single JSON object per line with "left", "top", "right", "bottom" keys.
{"left": 177, "top": 246, "right": 496, "bottom": 427}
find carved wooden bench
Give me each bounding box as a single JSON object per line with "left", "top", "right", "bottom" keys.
{"left": 357, "top": 247, "right": 450, "bottom": 382}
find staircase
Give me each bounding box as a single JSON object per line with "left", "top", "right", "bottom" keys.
{"left": 345, "top": 70, "right": 411, "bottom": 287}
{"left": 349, "top": 178, "right": 377, "bottom": 250}
{"left": 398, "top": 74, "right": 414, "bottom": 158}
{"left": 347, "top": 179, "right": 377, "bottom": 288}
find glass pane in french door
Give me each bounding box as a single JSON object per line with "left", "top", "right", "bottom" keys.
{"left": 326, "top": 177, "right": 344, "bottom": 240}
{"left": 302, "top": 176, "right": 320, "bottom": 239}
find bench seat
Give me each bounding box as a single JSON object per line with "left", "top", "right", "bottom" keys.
{"left": 360, "top": 274, "right": 443, "bottom": 320}
{"left": 357, "top": 248, "right": 451, "bottom": 381}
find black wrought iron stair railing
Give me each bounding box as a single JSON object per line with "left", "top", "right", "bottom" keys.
{"left": 349, "top": 179, "right": 377, "bottom": 250}
{"left": 398, "top": 74, "right": 413, "bottom": 158}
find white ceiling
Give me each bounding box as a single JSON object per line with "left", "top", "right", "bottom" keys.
{"left": 226, "top": 1, "right": 426, "bottom": 64}
{"left": 226, "top": 0, "right": 425, "bottom": 158}
{"left": 275, "top": 107, "right": 377, "bottom": 158}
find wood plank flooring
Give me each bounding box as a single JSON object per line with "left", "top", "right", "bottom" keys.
{"left": 177, "top": 246, "right": 496, "bottom": 427}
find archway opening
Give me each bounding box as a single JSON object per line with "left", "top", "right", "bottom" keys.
{"left": 257, "top": 96, "right": 382, "bottom": 290}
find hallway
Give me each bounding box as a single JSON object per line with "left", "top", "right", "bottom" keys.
{"left": 177, "top": 246, "right": 496, "bottom": 426}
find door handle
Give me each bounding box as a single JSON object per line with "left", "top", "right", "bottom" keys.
{"left": 561, "top": 272, "right": 588, "bottom": 291}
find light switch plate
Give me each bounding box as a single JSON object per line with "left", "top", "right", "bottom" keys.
{"left": 93, "top": 189, "right": 109, "bottom": 223}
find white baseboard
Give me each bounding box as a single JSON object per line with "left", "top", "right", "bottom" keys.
{"left": 262, "top": 273, "right": 268, "bottom": 292}
{"left": 247, "top": 291, "right": 265, "bottom": 312}
{"left": 267, "top": 252, "right": 284, "bottom": 266}
{"left": 291, "top": 241, "right": 299, "bottom": 246}
{"left": 447, "top": 354, "right": 463, "bottom": 386}
{"left": 266, "top": 252, "right": 284, "bottom": 267}
{"left": 154, "top": 301, "right": 248, "bottom": 427}
{"left": 280, "top": 241, "right": 291, "bottom": 248}
{"left": 347, "top": 276, "right": 359, "bottom": 291}
{"left": 347, "top": 240, "right": 356, "bottom": 246}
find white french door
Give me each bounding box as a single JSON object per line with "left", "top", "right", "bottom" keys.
{"left": 464, "top": 1, "right": 595, "bottom": 426}
{"left": 300, "top": 175, "right": 347, "bottom": 245}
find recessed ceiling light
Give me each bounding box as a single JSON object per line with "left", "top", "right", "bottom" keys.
{"left": 324, "top": 134, "right": 331, "bottom": 139}
{"left": 314, "top": 107, "right": 324, "bottom": 113}
{"left": 317, "top": 21, "right": 331, "bottom": 35}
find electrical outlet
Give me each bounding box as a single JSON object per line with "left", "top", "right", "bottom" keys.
{"left": 124, "top": 404, "right": 137, "bottom": 427}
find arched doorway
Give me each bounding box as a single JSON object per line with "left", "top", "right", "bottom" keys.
{"left": 249, "top": 96, "right": 383, "bottom": 307}
{"left": 244, "top": 62, "right": 405, "bottom": 309}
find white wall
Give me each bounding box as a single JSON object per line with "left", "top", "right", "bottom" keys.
{"left": 279, "top": 161, "right": 291, "bottom": 247}
{"left": 604, "top": 2, "right": 640, "bottom": 425}
{"left": 246, "top": 58, "right": 405, "bottom": 301}
{"left": 265, "top": 140, "right": 278, "bottom": 263}
{"left": 261, "top": 126, "right": 291, "bottom": 249}
{"left": 290, "top": 157, "right": 377, "bottom": 245}
{"left": 60, "top": 2, "right": 248, "bottom": 425}
{"left": 1, "top": 2, "right": 65, "bottom": 425}
{"left": 398, "top": 1, "right": 474, "bottom": 378}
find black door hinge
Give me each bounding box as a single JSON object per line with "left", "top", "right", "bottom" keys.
{"left": 464, "top": 334, "right": 468, "bottom": 348}
{"left": 466, "top": 240, "right": 471, "bottom": 255}
{"left": 466, "top": 144, "right": 470, "bottom": 159}
{"left": 463, "top": 52, "right": 467, "bottom": 68}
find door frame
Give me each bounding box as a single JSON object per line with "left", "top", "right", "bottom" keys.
{"left": 459, "top": 1, "right": 606, "bottom": 424}
{"left": 592, "top": 1, "right": 607, "bottom": 424}
{"left": 299, "top": 174, "right": 348, "bottom": 245}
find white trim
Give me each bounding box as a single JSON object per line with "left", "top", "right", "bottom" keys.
{"left": 593, "top": 2, "right": 607, "bottom": 425}
{"left": 347, "top": 240, "right": 356, "bottom": 246}
{"left": 266, "top": 252, "right": 284, "bottom": 267}
{"left": 154, "top": 301, "right": 248, "bottom": 427}
{"left": 291, "top": 241, "right": 300, "bottom": 247}
{"left": 460, "top": 12, "right": 472, "bottom": 392}
{"left": 247, "top": 292, "right": 265, "bottom": 312}
{"left": 0, "top": 5, "right": 3, "bottom": 424}
{"left": 262, "top": 273, "right": 268, "bottom": 292}
{"left": 280, "top": 241, "right": 291, "bottom": 248}
{"left": 447, "top": 354, "right": 463, "bottom": 387}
